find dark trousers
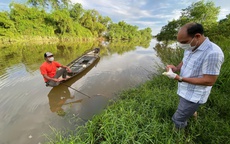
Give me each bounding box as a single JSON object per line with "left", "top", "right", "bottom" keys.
{"left": 172, "top": 96, "right": 200, "bottom": 128}
{"left": 46, "top": 68, "right": 67, "bottom": 87}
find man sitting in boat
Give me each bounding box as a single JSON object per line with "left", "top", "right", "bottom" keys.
{"left": 40, "top": 52, "right": 71, "bottom": 87}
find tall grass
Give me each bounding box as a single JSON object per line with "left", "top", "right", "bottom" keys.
{"left": 213, "top": 39, "right": 230, "bottom": 93}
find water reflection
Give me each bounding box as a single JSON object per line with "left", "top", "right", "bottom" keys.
{"left": 154, "top": 42, "right": 184, "bottom": 65}
{"left": 48, "top": 85, "right": 79, "bottom": 116}
{"left": 47, "top": 58, "right": 100, "bottom": 116}
{"left": 0, "top": 40, "right": 150, "bottom": 75}
{"left": 0, "top": 41, "right": 98, "bottom": 75}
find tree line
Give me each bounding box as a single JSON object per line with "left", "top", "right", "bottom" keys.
{"left": 155, "top": 0, "right": 230, "bottom": 44}
{"left": 0, "top": 1, "right": 152, "bottom": 42}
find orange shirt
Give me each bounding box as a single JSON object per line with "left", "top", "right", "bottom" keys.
{"left": 40, "top": 61, "right": 61, "bottom": 82}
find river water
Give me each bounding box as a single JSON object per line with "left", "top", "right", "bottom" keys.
{"left": 0, "top": 39, "right": 163, "bottom": 144}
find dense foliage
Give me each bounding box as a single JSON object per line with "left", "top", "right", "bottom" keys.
{"left": 27, "top": 0, "right": 70, "bottom": 10}
{"left": 107, "top": 21, "right": 152, "bottom": 41}
{"left": 0, "top": 1, "right": 152, "bottom": 43}
{"left": 155, "top": 0, "right": 230, "bottom": 43}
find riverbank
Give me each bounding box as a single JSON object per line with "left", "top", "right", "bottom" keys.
{"left": 46, "top": 73, "right": 230, "bottom": 143}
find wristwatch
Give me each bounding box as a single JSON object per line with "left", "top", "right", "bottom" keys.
{"left": 178, "top": 76, "right": 183, "bottom": 82}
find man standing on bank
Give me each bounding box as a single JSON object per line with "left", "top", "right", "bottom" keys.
{"left": 162, "top": 22, "right": 224, "bottom": 129}
{"left": 40, "top": 52, "right": 71, "bottom": 87}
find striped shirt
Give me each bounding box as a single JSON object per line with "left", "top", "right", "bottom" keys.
{"left": 178, "top": 38, "right": 224, "bottom": 104}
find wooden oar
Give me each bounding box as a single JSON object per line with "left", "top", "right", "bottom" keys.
{"left": 60, "top": 83, "right": 91, "bottom": 98}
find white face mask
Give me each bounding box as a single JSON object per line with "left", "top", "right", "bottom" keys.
{"left": 178, "top": 38, "right": 197, "bottom": 50}
{"left": 48, "top": 57, "right": 54, "bottom": 62}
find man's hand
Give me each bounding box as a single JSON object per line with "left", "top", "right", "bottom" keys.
{"left": 162, "top": 68, "right": 177, "bottom": 79}
{"left": 166, "top": 65, "right": 177, "bottom": 72}
{"left": 66, "top": 67, "right": 71, "bottom": 73}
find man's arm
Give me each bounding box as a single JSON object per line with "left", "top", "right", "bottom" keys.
{"left": 60, "top": 65, "right": 71, "bottom": 72}
{"left": 163, "top": 68, "right": 218, "bottom": 86}
{"left": 175, "top": 74, "right": 218, "bottom": 86}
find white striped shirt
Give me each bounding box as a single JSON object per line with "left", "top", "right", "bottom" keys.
{"left": 178, "top": 38, "right": 224, "bottom": 104}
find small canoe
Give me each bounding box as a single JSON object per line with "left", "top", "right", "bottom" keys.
{"left": 60, "top": 48, "right": 100, "bottom": 81}
{"left": 67, "top": 48, "right": 100, "bottom": 76}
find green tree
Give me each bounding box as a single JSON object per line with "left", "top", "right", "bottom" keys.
{"left": 98, "top": 16, "right": 112, "bottom": 28}
{"left": 181, "top": 0, "right": 220, "bottom": 30}
{"left": 156, "top": 0, "right": 220, "bottom": 42}
{"left": 27, "top": 0, "right": 70, "bottom": 10}
{"left": 213, "top": 14, "right": 230, "bottom": 39}
{"left": 0, "top": 11, "right": 17, "bottom": 37}
{"left": 139, "top": 27, "right": 152, "bottom": 40}
{"left": 156, "top": 20, "right": 179, "bottom": 44}
{"left": 79, "top": 9, "right": 107, "bottom": 37}
{"left": 50, "top": 9, "right": 73, "bottom": 35}
{"left": 107, "top": 21, "right": 152, "bottom": 41}
{"left": 9, "top": 3, "right": 54, "bottom": 36}
{"left": 69, "top": 3, "right": 84, "bottom": 22}
{"left": 0, "top": 1, "right": 151, "bottom": 43}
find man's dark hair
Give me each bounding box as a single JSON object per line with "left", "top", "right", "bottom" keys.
{"left": 186, "top": 23, "right": 204, "bottom": 37}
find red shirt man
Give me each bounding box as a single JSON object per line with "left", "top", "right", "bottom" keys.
{"left": 40, "top": 52, "right": 71, "bottom": 86}
{"left": 40, "top": 61, "right": 61, "bottom": 82}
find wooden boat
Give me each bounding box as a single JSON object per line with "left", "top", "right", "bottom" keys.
{"left": 58, "top": 48, "right": 100, "bottom": 82}
{"left": 67, "top": 48, "right": 100, "bottom": 76}
{"left": 47, "top": 57, "right": 100, "bottom": 114}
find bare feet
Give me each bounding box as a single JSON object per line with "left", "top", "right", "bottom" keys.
{"left": 63, "top": 76, "right": 71, "bottom": 80}
{"left": 193, "top": 111, "right": 198, "bottom": 120}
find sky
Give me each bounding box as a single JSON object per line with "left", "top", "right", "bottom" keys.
{"left": 1, "top": 0, "right": 230, "bottom": 35}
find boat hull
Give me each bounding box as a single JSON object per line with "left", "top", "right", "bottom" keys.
{"left": 58, "top": 48, "right": 100, "bottom": 84}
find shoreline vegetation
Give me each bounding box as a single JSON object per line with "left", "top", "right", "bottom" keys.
{"left": 0, "top": 1, "right": 152, "bottom": 46}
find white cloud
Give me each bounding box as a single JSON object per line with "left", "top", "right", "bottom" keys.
{"left": 219, "top": 8, "right": 230, "bottom": 20}
{"left": 71, "top": 0, "right": 88, "bottom": 7}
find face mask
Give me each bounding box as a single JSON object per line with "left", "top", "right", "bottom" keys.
{"left": 48, "top": 57, "right": 54, "bottom": 62}
{"left": 178, "top": 38, "right": 197, "bottom": 50}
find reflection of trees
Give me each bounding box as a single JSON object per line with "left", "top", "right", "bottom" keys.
{"left": 0, "top": 45, "right": 23, "bottom": 75}
{"left": 0, "top": 38, "right": 151, "bottom": 75}
{"left": 0, "top": 42, "right": 99, "bottom": 75}
{"left": 0, "top": 43, "right": 58, "bottom": 75}
{"left": 105, "top": 39, "right": 151, "bottom": 55}
{"left": 154, "top": 43, "right": 183, "bottom": 65}
{"left": 56, "top": 41, "right": 96, "bottom": 64}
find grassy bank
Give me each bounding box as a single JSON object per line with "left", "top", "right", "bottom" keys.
{"left": 46, "top": 39, "right": 230, "bottom": 144}
{"left": 46, "top": 76, "right": 230, "bottom": 144}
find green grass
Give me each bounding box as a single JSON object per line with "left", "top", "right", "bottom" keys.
{"left": 45, "top": 39, "right": 230, "bottom": 144}
{"left": 45, "top": 76, "right": 230, "bottom": 144}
